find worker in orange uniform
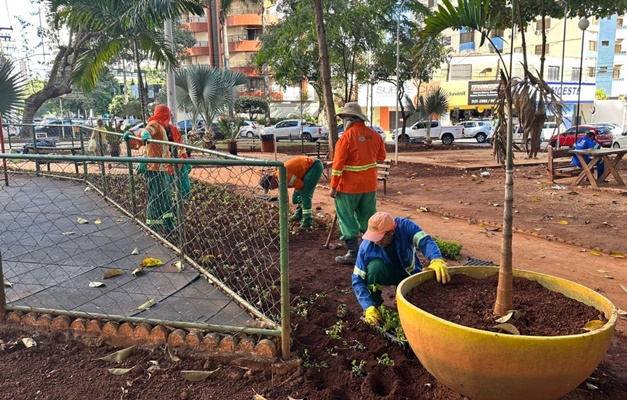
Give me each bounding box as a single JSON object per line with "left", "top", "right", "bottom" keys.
{"left": 331, "top": 102, "right": 386, "bottom": 264}
{"left": 259, "top": 156, "right": 324, "bottom": 231}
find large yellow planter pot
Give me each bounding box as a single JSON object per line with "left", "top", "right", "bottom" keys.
{"left": 396, "top": 266, "right": 617, "bottom": 400}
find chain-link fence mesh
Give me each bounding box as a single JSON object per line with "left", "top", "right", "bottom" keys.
{"left": 1, "top": 122, "right": 288, "bottom": 343}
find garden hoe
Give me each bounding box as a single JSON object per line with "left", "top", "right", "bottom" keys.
{"left": 323, "top": 213, "right": 338, "bottom": 249}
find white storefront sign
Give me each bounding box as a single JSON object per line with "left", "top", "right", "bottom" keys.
{"left": 358, "top": 81, "right": 426, "bottom": 107}
{"left": 547, "top": 82, "right": 596, "bottom": 103}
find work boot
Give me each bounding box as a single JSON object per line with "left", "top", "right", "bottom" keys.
{"left": 289, "top": 207, "right": 303, "bottom": 222}
{"left": 335, "top": 237, "right": 358, "bottom": 264}
{"left": 298, "top": 223, "right": 313, "bottom": 232}
{"left": 298, "top": 209, "right": 313, "bottom": 231}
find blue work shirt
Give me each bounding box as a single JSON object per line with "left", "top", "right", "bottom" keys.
{"left": 351, "top": 217, "right": 443, "bottom": 310}
{"left": 571, "top": 136, "right": 600, "bottom": 167}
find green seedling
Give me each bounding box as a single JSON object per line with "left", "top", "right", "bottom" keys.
{"left": 351, "top": 359, "right": 366, "bottom": 378}
{"left": 301, "top": 349, "right": 328, "bottom": 369}
{"left": 376, "top": 353, "right": 395, "bottom": 366}
{"left": 336, "top": 304, "right": 348, "bottom": 318}
{"left": 379, "top": 305, "right": 407, "bottom": 342}
{"left": 325, "top": 320, "right": 344, "bottom": 340}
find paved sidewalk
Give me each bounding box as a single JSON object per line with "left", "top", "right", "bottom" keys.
{"left": 0, "top": 176, "right": 250, "bottom": 327}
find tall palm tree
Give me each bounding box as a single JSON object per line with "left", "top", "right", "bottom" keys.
{"left": 175, "top": 65, "right": 248, "bottom": 133}
{"left": 421, "top": 0, "right": 566, "bottom": 315}
{"left": 0, "top": 61, "right": 26, "bottom": 117}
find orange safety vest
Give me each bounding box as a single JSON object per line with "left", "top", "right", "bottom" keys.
{"left": 273, "top": 156, "right": 315, "bottom": 191}
{"left": 331, "top": 122, "right": 386, "bottom": 193}
{"left": 140, "top": 120, "right": 172, "bottom": 173}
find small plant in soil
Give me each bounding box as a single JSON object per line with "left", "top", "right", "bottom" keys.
{"left": 376, "top": 353, "right": 395, "bottom": 366}
{"left": 379, "top": 305, "right": 406, "bottom": 342}
{"left": 325, "top": 320, "right": 344, "bottom": 340}
{"left": 351, "top": 360, "right": 366, "bottom": 378}
{"left": 434, "top": 237, "right": 463, "bottom": 260}
{"left": 347, "top": 340, "right": 367, "bottom": 352}
{"left": 301, "top": 349, "right": 328, "bottom": 369}
{"left": 336, "top": 304, "right": 348, "bottom": 318}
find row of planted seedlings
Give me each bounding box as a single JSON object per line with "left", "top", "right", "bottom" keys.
{"left": 0, "top": 133, "right": 293, "bottom": 359}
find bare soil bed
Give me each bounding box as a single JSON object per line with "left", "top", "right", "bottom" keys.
{"left": 2, "top": 144, "right": 627, "bottom": 399}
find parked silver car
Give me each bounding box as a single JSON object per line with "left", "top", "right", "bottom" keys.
{"left": 457, "top": 120, "right": 493, "bottom": 143}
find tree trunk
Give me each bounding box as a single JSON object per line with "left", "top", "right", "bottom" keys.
{"left": 134, "top": 42, "right": 148, "bottom": 120}
{"left": 22, "top": 86, "right": 70, "bottom": 138}
{"left": 539, "top": 0, "right": 546, "bottom": 78}
{"left": 312, "top": 0, "right": 338, "bottom": 157}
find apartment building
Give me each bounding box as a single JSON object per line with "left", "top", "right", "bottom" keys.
{"left": 181, "top": 1, "right": 317, "bottom": 118}
{"left": 359, "top": 1, "right": 625, "bottom": 132}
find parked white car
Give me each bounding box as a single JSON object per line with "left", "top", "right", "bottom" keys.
{"left": 238, "top": 120, "right": 260, "bottom": 138}
{"left": 590, "top": 122, "right": 623, "bottom": 138}
{"left": 391, "top": 120, "right": 464, "bottom": 145}
{"left": 263, "top": 119, "right": 328, "bottom": 142}
{"left": 611, "top": 130, "right": 627, "bottom": 148}
{"left": 338, "top": 124, "right": 386, "bottom": 141}
{"left": 457, "top": 120, "right": 493, "bottom": 143}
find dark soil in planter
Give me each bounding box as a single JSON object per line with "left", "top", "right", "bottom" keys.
{"left": 407, "top": 274, "right": 607, "bottom": 336}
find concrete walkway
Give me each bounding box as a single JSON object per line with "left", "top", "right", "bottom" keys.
{"left": 0, "top": 175, "right": 250, "bottom": 327}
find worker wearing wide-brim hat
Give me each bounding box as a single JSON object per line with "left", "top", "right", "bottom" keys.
{"left": 331, "top": 102, "right": 386, "bottom": 264}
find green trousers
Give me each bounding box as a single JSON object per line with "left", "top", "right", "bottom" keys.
{"left": 169, "top": 164, "right": 192, "bottom": 201}
{"left": 292, "top": 159, "right": 323, "bottom": 226}
{"left": 146, "top": 171, "right": 175, "bottom": 235}
{"left": 334, "top": 191, "right": 377, "bottom": 240}
{"left": 366, "top": 258, "right": 410, "bottom": 307}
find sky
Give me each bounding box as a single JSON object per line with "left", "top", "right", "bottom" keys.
{"left": 1, "top": 0, "right": 52, "bottom": 78}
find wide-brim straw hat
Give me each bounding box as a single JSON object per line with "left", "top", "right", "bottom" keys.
{"left": 337, "top": 102, "right": 368, "bottom": 121}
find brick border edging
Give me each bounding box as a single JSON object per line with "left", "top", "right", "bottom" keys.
{"left": 3, "top": 311, "right": 294, "bottom": 367}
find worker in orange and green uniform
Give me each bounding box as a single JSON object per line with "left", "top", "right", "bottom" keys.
{"left": 123, "top": 104, "right": 183, "bottom": 236}
{"left": 259, "top": 156, "right": 324, "bottom": 231}
{"left": 331, "top": 102, "right": 386, "bottom": 264}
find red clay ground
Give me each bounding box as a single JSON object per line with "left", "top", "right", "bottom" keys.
{"left": 2, "top": 145, "right": 627, "bottom": 399}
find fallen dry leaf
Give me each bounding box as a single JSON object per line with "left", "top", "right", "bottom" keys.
{"left": 132, "top": 267, "right": 144, "bottom": 277}
{"left": 94, "top": 218, "right": 102, "bottom": 225}
{"left": 181, "top": 368, "right": 220, "bottom": 382}
{"left": 558, "top": 220, "right": 568, "bottom": 225}
{"left": 174, "top": 261, "right": 183, "bottom": 272}
{"left": 140, "top": 257, "right": 163, "bottom": 268}
{"left": 586, "top": 382, "right": 599, "bottom": 391}
{"left": 609, "top": 251, "right": 626, "bottom": 259}
{"left": 582, "top": 320, "right": 605, "bottom": 332}
{"left": 62, "top": 231, "right": 75, "bottom": 236}
{"left": 531, "top": 197, "right": 541, "bottom": 202}
{"left": 97, "top": 346, "right": 135, "bottom": 362}
{"left": 617, "top": 309, "right": 627, "bottom": 316}
{"left": 88, "top": 281, "right": 105, "bottom": 288}
{"left": 21, "top": 338, "right": 37, "bottom": 348}
{"left": 3, "top": 280, "right": 12, "bottom": 287}
{"left": 137, "top": 298, "right": 156, "bottom": 310}
{"left": 166, "top": 345, "right": 181, "bottom": 362}
{"left": 77, "top": 217, "right": 89, "bottom": 224}
{"left": 620, "top": 284, "right": 627, "bottom": 293}
{"left": 108, "top": 368, "right": 133, "bottom": 375}
{"left": 131, "top": 248, "right": 139, "bottom": 255}
{"left": 493, "top": 323, "right": 520, "bottom": 335}
{"left": 84, "top": 187, "right": 91, "bottom": 192}
{"left": 590, "top": 250, "right": 602, "bottom": 257}
{"left": 103, "top": 269, "right": 124, "bottom": 279}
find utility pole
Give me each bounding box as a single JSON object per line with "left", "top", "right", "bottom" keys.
{"left": 164, "top": 19, "right": 178, "bottom": 125}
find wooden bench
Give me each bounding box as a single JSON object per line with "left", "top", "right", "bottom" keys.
{"left": 305, "top": 139, "right": 329, "bottom": 159}
{"left": 378, "top": 159, "right": 392, "bottom": 195}
{"left": 236, "top": 138, "right": 260, "bottom": 151}
{"left": 547, "top": 146, "right": 583, "bottom": 182}
{"left": 24, "top": 145, "right": 82, "bottom": 174}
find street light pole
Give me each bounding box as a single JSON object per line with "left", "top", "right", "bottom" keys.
{"left": 575, "top": 17, "right": 590, "bottom": 145}
{"left": 394, "top": 0, "right": 407, "bottom": 164}
{"left": 558, "top": 2, "right": 568, "bottom": 148}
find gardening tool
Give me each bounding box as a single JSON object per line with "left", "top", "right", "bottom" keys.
{"left": 360, "top": 317, "right": 410, "bottom": 352}
{"left": 323, "top": 213, "right": 338, "bottom": 249}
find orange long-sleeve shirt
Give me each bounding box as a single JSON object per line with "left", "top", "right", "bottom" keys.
{"left": 273, "top": 156, "right": 316, "bottom": 191}
{"left": 331, "top": 122, "right": 386, "bottom": 193}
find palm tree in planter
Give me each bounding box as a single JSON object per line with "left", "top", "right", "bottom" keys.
{"left": 217, "top": 116, "right": 244, "bottom": 155}
{"left": 395, "top": 1, "right": 618, "bottom": 399}
{"left": 175, "top": 65, "right": 248, "bottom": 151}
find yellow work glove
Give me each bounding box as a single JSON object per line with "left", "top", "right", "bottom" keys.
{"left": 426, "top": 258, "right": 450, "bottom": 284}
{"left": 364, "top": 306, "right": 383, "bottom": 326}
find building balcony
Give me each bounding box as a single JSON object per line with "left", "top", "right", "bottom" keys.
{"left": 187, "top": 41, "right": 210, "bottom": 57}
{"left": 231, "top": 66, "right": 261, "bottom": 77}
{"left": 237, "top": 90, "right": 284, "bottom": 101}
{"left": 459, "top": 42, "right": 475, "bottom": 52}
{"left": 226, "top": 13, "right": 278, "bottom": 27}
{"left": 228, "top": 39, "right": 260, "bottom": 53}
{"left": 184, "top": 16, "right": 208, "bottom": 33}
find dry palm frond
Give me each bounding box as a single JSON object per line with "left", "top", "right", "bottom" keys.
{"left": 492, "top": 66, "right": 567, "bottom": 162}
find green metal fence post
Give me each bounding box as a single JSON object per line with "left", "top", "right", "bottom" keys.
{"left": 79, "top": 130, "right": 87, "bottom": 182}
{"left": 32, "top": 124, "right": 40, "bottom": 176}
{"left": 171, "top": 146, "right": 187, "bottom": 260}
{"left": 124, "top": 136, "right": 138, "bottom": 215}
{"left": 0, "top": 253, "right": 6, "bottom": 321}
{"left": 277, "top": 164, "right": 291, "bottom": 360}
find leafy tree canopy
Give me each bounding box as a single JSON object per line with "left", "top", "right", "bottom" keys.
{"left": 234, "top": 96, "right": 270, "bottom": 120}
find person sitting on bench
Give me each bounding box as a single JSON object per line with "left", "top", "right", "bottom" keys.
{"left": 571, "top": 131, "right": 604, "bottom": 179}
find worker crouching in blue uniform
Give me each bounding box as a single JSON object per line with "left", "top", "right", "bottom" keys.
{"left": 352, "top": 212, "right": 450, "bottom": 326}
